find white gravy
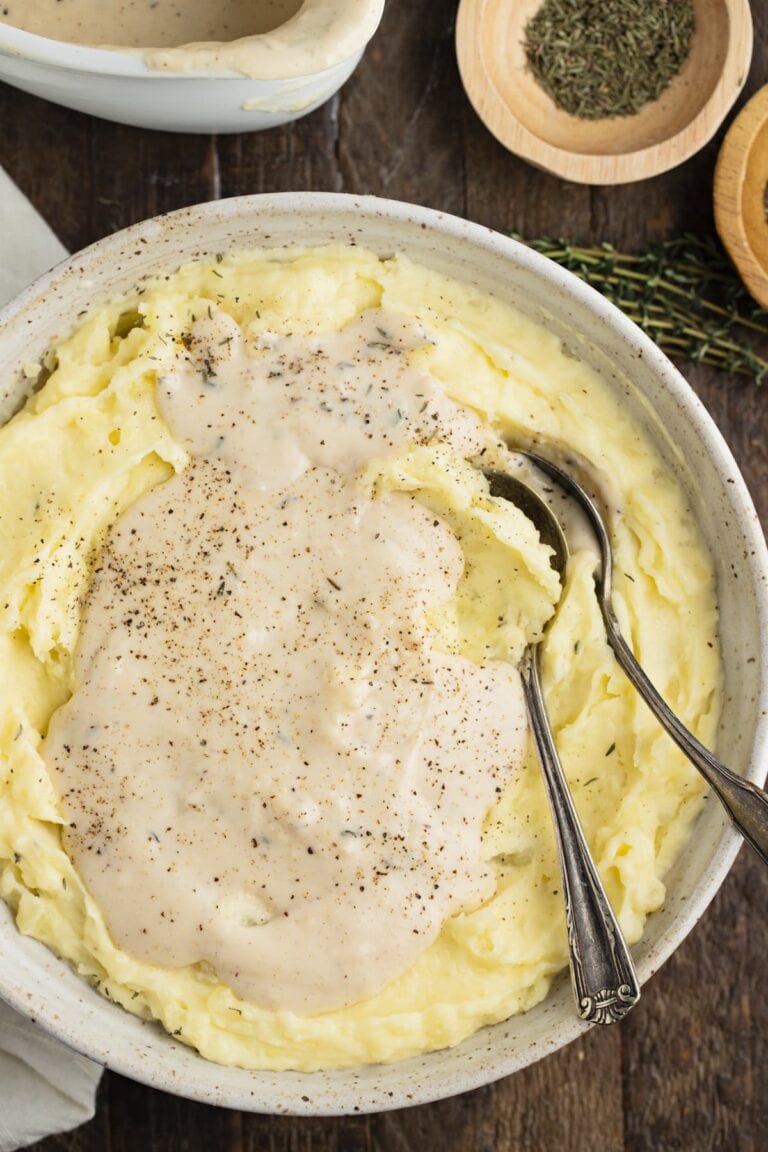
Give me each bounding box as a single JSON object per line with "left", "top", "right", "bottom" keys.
{"left": 0, "top": 1, "right": 302, "bottom": 47}
{"left": 41, "top": 309, "right": 530, "bottom": 1014}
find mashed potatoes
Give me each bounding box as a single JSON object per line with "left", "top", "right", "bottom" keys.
{"left": 0, "top": 245, "right": 720, "bottom": 1070}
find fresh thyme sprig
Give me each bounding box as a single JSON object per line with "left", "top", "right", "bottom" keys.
{"left": 512, "top": 234, "right": 768, "bottom": 383}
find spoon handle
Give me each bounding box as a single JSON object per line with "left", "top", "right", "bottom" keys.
{"left": 601, "top": 605, "right": 768, "bottom": 866}
{"left": 521, "top": 449, "right": 768, "bottom": 867}
{"left": 521, "top": 644, "right": 640, "bottom": 1024}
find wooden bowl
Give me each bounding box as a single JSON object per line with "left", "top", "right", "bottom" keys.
{"left": 714, "top": 84, "right": 768, "bottom": 309}
{"left": 456, "top": 0, "right": 753, "bottom": 185}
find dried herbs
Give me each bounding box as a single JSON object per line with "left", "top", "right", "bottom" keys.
{"left": 523, "top": 0, "right": 696, "bottom": 120}
{"left": 512, "top": 233, "right": 768, "bottom": 383}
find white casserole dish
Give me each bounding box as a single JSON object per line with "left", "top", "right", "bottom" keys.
{"left": 0, "top": 2, "right": 384, "bottom": 133}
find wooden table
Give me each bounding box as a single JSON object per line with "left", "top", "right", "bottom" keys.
{"left": 1, "top": 3, "right": 766, "bottom": 1149}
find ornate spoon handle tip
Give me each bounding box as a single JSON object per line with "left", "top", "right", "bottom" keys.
{"left": 522, "top": 645, "right": 640, "bottom": 1025}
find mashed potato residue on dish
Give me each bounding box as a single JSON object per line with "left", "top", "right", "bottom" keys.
{"left": 0, "top": 0, "right": 385, "bottom": 83}
{"left": 0, "top": 245, "right": 721, "bottom": 1071}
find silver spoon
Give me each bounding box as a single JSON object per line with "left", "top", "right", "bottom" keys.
{"left": 485, "top": 470, "right": 640, "bottom": 1025}
{"left": 521, "top": 449, "right": 768, "bottom": 867}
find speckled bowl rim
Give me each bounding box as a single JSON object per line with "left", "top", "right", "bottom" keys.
{"left": 0, "top": 193, "right": 766, "bottom": 1115}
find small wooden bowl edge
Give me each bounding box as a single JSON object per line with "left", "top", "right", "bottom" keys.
{"left": 456, "top": 0, "right": 754, "bottom": 186}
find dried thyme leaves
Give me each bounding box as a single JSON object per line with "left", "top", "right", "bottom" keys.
{"left": 512, "top": 233, "right": 768, "bottom": 383}
{"left": 523, "top": 0, "right": 696, "bottom": 120}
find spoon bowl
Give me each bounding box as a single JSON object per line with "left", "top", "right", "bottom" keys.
{"left": 485, "top": 469, "right": 568, "bottom": 576}
{"left": 519, "top": 448, "right": 768, "bottom": 866}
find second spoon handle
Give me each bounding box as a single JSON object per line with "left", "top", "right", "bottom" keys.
{"left": 523, "top": 450, "right": 768, "bottom": 867}
{"left": 600, "top": 602, "right": 768, "bottom": 866}
{"left": 521, "top": 644, "right": 640, "bottom": 1024}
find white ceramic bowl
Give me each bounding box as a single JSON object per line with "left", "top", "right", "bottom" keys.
{"left": 0, "top": 2, "right": 383, "bottom": 133}
{"left": 1, "top": 193, "right": 766, "bottom": 1114}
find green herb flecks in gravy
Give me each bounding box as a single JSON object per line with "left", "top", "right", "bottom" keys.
{"left": 41, "top": 309, "right": 530, "bottom": 1015}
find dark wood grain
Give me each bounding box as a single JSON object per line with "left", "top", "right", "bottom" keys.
{"left": 1, "top": 2, "right": 766, "bottom": 1150}
{"left": 339, "top": 0, "right": 465, "bottom": 211}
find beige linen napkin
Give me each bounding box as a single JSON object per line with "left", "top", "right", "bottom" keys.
{"left": 0, "top": 166, "right": 68, "bottom": 308}
{"left": 0, "top": 166, "right": 102, "bottom": 1151}
{"left": 0, "top": 1000, "right": 102, "bottom": 1152}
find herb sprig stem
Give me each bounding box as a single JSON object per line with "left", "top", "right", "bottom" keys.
{"left": 514, "top": 234, "right": 768, "bottom": 382}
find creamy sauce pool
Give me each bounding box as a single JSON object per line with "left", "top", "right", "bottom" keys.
{"left": 42, "top": 310, "right": 530, "bottom": 1015}
{"left": 0, "top": 0, "right": 301, "bottom": 45}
